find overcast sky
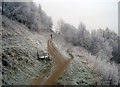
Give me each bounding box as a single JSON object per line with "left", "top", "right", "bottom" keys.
{"left": 34, "top": 0, "right": 119, "bottom": 33}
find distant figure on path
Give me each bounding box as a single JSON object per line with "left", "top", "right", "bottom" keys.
{"left": 50, "top": 34, "right": 52, "bottom": 38}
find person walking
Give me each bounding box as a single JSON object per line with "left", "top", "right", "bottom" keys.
{"left": 50, "top": 34, "right": 52, "bottom": 38}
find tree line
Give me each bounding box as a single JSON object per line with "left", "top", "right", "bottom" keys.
{"left": 57, "top": 20, "right": 119, "bottom": 64}
{"left": 2, "top": 2, "right": 53, "bottom": 31}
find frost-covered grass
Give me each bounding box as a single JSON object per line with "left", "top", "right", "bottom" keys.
{"left": 72, "top": 47, "right": 118, "bottom": 85}
{"left": 53, "top": 37, "right": 100, "bottom": 85}
{"left": 53, "top": 37, "right": 118, "bottom": 85}
{"left": 88, "top": 56, "right": 118, "bottom": 85}
{"left": 2, "top": 14, "right": 118, "bottom": 85}
{"left": 57, "top": 55, "right": 100, "bottom": 85}
{"left": 2, "top": 16, "right": 53, "bottom": 85}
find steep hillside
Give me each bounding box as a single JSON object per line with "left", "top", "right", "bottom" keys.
{"left": 57, "top": 20, "right": 119, "bottom": 85}
{"left": 52, "top": 36, "right": 118, "bottom": 85}
{"left": 2, "top": 15, "right": 101, "bottom": 85}
{"left": 52, "top": 37, "right": 101, "bottom": 85}
{"left": 2, "top": 1, "right": 118, "bottom": 86}
{"left": 2, "top": 15, "right": 54, "bottom": 85}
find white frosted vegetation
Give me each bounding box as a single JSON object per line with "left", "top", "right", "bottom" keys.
{"left": 84, "top": 50, "right": 118, "bottom": 84}
{"left": 57, "top": 20, "right": 119, "bottom": 84}
{"left": 2, "top": 2, "right": 53, "bottom": 31}
{"left": 57, "top": 46, "right": 100, "bottom": 85}
{"left": 71, "top": 46, "right": 118, "bottom": 84}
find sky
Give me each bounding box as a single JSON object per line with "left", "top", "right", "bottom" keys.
{"left": 34, "top": 0, "right": 119, "bottom": 33}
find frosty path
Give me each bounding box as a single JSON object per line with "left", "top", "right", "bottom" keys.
{"left": 31, "top": 38, "right": 73, "bottom": 86}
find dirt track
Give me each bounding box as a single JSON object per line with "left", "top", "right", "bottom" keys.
{"left": 31, "top": 38, "right": 73, "bottom": 86}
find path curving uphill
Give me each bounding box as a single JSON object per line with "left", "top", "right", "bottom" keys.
{"left": 31, "top": 38, "right": 73, "bottom": 86}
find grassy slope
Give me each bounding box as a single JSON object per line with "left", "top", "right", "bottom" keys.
{"left": 52, "top": 37, "right": 101, "bottom": 85}
{"left": 2, "top": 15, "right": 53, "bottom": 85}
{"left": 2, "top": 15, "right": 101, "bottom": 85}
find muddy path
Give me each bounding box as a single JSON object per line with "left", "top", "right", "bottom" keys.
{"left": 30, "top": 38, "right": 73, "bottom": 86}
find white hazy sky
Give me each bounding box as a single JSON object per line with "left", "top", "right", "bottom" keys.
{"left": 34, "top": 0, "right": 119, "bottom": 33}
